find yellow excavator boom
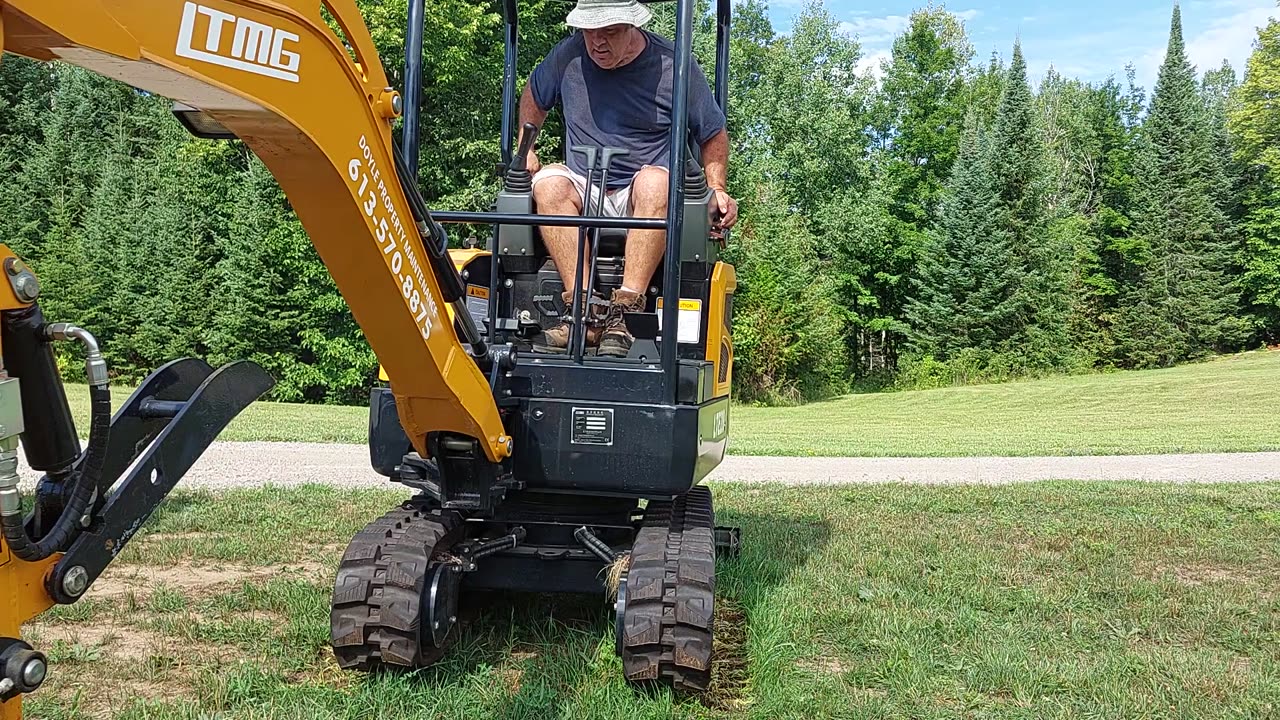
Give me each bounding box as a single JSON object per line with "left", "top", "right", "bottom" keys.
{"left": 0, "top": 4, "right": 510, "bottom": 715}
{"left": 0, "top": 0, "right": 509, "bottom": 463}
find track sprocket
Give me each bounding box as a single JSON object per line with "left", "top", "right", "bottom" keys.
{"left": 618, "top": 485, "right": 716, "bottom": 692}
{"left": 329, "top": 501, "right": 465, "bottom": 669}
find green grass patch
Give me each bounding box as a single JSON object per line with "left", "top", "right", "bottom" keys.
{"left": 21, "top": 482, "right": 1280, "bottom": 719}
{"left": 64, "top": 349, "right": 1280, "bottom": 457}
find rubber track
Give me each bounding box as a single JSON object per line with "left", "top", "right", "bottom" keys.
{"left": 330, "top": 501, "right": 465, "bottom": 669}
{"left": 620, "top": 485, "right": 716, "bottom": 691}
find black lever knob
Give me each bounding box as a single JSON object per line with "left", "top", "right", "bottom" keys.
{"left": 512, "top": 122, "right": 539, "bottom": 172}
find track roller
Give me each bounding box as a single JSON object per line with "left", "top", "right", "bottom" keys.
{"left": 329, "top": 501, "right": 465, "bottom": 669}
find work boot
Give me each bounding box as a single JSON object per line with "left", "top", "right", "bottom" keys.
{"left": 597, "top": 288, "right": 647, "bottom": 358}
{"left": 540, "top": 289, "right": 604, "bottom": 351}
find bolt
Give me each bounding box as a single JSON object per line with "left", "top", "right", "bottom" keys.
{"left": 62, "top": 565, "right": 89, "bottom": 597}
{"left": 391, "top": 94, "right": 403, "bottom": 115}
{"left": 449, "top": 615, "right": 457, "bottom": 623}
{"left": 0, "top": 678, "right": 13, "bottom": 696}
{"left": 4, "top": 258, "right": 22, "bottom": 276}
{"left": 21, "top": 657, "right": 46, "bottom": 688}
{"left": 432, "top": 621, "right": 440, "bottom": 630}
{"left": 462, "top": 270, "right": 469, "bottom": 280}
{"left": 80, "top": 512, "right": 91, "bottom": 528}
{"left": 504, "top": 279, "right": 514, "bottom": 289}
{"left": 533, "top": 409, "right": 544, "bottom": 420}
{"left": 12, "top": 274, "right": 39, "bottom": 302}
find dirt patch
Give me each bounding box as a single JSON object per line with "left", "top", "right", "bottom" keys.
{"left": 496, "top": 649, "right": 538, "bottom": 694}
{"left": 1151, "top": 562, "right": 1261, "bottom": 587}
{"left": 34, "top": 623, "right": 162, "bottom": 660}
{"left": 29, "top": 622, "right": 233, "bottom": 665}
{"left": 798, "top": 655, "right": 854, "bottom": 675}
{"left": 701, "top": 598, "right": 751, "bottom": 712}
{"left": 88, "top": 560, "right": 328, "bottom": 602}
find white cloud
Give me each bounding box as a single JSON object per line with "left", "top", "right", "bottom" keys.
{"left": 839, "top": 14, "right": 912, "bottom": 46}
{"left": 1185, "top": 4, "right": 1274, "bottom": 72}
{"left": 856, "top": 49, "right": 892, "bottom": 80}
{"left": 1133, "top": 1, "right": 1276, "bottom": 88}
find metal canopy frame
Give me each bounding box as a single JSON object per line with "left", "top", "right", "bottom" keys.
{"left": 401, "top": 0, "right": 731, "bottom": 405}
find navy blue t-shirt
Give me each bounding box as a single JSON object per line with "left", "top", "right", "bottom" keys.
{"left": 529, "top": 30, "right": 726, "bottom": 189}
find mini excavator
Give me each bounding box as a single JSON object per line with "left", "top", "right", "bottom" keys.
{"left": 0, "top": 0, "right": 736, "bottom": 715}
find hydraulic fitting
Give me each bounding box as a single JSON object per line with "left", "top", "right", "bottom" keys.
{"left": 43, "top": 323, "right": 108, "bottom": 388}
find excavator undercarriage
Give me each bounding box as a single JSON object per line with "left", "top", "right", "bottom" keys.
{"left": 0, "top": 0, "right": 737, "bottom": 713}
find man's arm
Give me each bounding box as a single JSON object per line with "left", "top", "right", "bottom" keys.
{"left": 699, "top": 128, "right": 738, "bottom": 230}
{"left": 518, "top": 84, "right": 548, "bottom": 175}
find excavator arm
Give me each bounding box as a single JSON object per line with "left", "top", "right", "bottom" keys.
{"left": 0, "top": 2, "right": 510, "bottom": 716}
{"left": 2, "top": 0, "right": 509, "bottom": 462}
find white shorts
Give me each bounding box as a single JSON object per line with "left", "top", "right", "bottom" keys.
{"left": 531, "top": 163, "right": 663, "bottom": 218}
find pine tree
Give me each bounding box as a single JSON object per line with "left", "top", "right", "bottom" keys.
{"left": 906, "top": 111, "right": 1020, "bottom": 357}
{"left": 870, "top": 5, "right": 973, "bottom": 371}
{"left": 1071, "top": 79, "right": 1143, "bottom": 364}
{"left": 1229, "top": 14, "right": 1280, "bottom": 340}
{"left": 1115, "top": 4, "right": 1248, "bottom": 367}
{"left": 984, "top": 42, "right": 1070, "bottom": 368}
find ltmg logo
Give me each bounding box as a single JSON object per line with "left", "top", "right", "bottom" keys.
{"left": 176, "top": 2, "right": 301, "bottom": 83}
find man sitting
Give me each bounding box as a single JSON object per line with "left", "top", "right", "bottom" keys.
{"left": 517, "top": 0, "right": 739, "bottom": 357}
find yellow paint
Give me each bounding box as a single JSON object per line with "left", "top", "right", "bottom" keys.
{"left": 0, "top": 1, "right": 509, "bottom": 459}
{"left": 705, "top": 262, "right": 736, "bottom": 399}
{"left": 0, "top": 243, "right": 48, "bottom": 719}
{"left": 656, "top": 298, "right": 702, "bottom": 312}
{"left": 0, "top": 543, "right": 59, "bottom": 720}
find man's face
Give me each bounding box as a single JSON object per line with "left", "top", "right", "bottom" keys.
{"left": 583, "top": 24, "right": 633, "bottom": 69}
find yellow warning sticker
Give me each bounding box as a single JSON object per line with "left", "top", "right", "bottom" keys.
{"left": 656, "top": 297, "right": 703, "bottom": 344}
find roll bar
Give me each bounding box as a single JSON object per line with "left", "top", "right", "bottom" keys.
{"left": 403, "top": 0, "right": 730, "bottom": 404}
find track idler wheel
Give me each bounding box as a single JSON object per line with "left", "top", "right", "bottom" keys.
{"left": 329, "top": 501, "right": 465, "bottom": 669}
{"left": 617, "top": 485, "right": 717, "bottom": 692}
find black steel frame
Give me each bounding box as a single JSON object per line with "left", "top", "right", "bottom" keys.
{"left": 401, "top": 0, "right": 731, "bottom": 405}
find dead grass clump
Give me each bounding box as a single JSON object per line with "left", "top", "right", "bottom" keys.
{"left": 701, "top": 598, "right": 751, "bottom": 712}
{"left": 604, "top": 553, "right": 631, "bottom": 599}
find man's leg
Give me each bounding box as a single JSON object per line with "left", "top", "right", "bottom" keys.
{"left": 532, "top": 165, "right": 601, "bottom": 349}
{"left": 599, "top": 166, "right": 668, "bottom": 357}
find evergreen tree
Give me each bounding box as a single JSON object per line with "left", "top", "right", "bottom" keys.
{"left": 1069, "top": 79, "right": 1143, "bottom": 364}
{"left": 1115, "top": 5, "right": 1248, "bottom": 367}
{"left": 870, "top": 5, "right": 973, "bottom": 371}
{"left": 1229, "top": 14, "right": 1280, "bottom": 340}
{"left": 906, "top": 111, "right": 1020, "bottom": 357}
{"left": 984, "top": 42, "right": 1070, "bottom": 367}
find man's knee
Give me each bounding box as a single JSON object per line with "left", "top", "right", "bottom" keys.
{"left": 532, "top": 165, "right": 580, "bottom": 210}
{"left": 630, "top": 166, "right": 669, "bottom": 211}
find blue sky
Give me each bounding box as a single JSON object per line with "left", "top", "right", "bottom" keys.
{"left": 765, "top": 0, "right": 1278, "bottom": 91}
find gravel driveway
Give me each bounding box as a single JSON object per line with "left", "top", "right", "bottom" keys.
{"left": 17, "top": 442, "right": 1280, "bottom": 490}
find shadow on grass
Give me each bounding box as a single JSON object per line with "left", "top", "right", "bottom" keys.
{"left": 364, "top": 506, "right": 831, "bottom": 716}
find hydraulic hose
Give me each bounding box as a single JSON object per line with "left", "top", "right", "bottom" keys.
{"left": 0, "top": 324, "right": 111, "bottom": 562}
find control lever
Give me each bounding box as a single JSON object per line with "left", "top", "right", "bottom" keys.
{"left": 505, "top": 122, "right": 540, "bottom": 192}
{"left": 567, "top": 145, "right": 599, "bottom": 359}
{"left": 577, "top": 146, "right": 630, "bottom": 360}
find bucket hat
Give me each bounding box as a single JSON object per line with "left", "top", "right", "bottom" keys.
{"left": 566, "top": 0, "right": 653, "bottom": 29}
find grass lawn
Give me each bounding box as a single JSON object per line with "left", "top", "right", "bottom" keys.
{"left": 20, "top": 482, "right": 1280, "bottom": 719}
{"left": 64, "top": 349, "right": 1280, "bottom": 457}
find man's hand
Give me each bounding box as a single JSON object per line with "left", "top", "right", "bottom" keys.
{"left": 711, "top": 186, "right": 738, "bottom": 236}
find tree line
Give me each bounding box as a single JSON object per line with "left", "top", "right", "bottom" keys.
{"left": 0, "top": 0, "right": 1275, "bottom": 405}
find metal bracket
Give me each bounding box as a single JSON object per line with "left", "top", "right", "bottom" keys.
{"left": 46, "top": 359, "right": 273, "bottom": 604}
